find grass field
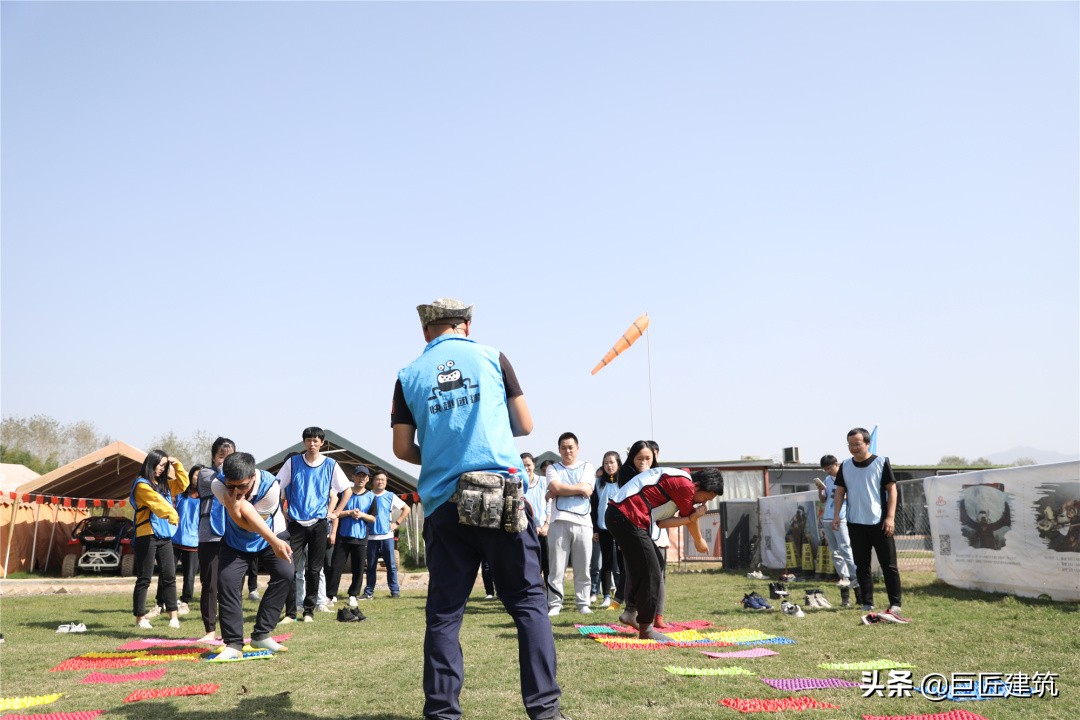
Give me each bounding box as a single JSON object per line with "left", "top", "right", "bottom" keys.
{"left": 0, "top": 570, "right": 1076, "bottom": 719}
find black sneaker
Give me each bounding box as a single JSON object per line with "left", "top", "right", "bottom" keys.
{"left": 768, "top": 582, "right": 788, "bottom": 599}
{"left": 351, "top": 607, "right": 367, "bottom": 621}
{"left": 337, "top": 608, "right": 358, "bottom": 623}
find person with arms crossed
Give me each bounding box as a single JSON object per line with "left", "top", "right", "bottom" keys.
{"left": 362, "top": 469, "right": 411, "bottom": 599}
{"left": 392, "top": 298, "right": 566, "bottom": 720}
{"left": 544, "top": 432, "right": 596, "bottom": 617}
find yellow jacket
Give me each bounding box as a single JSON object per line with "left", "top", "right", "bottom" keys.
{"left": 132, "top": 459, "right": 190, "bottom": 538}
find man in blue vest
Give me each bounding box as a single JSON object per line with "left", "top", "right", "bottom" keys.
{"left": 212, "top": 451, "right": 294, "bottom": 661}
{"left": 277, "top": 427, "right": 351, "bottom": 622}
{"left": 362, "top": 469, "right": 411, "bottom": 599}
{"left": 392, "top": 298, "right": 566, "bottom": 720}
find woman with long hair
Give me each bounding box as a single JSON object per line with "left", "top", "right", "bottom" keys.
{"left": 590, "top": 451, "right": 622, "bottom": 609}
{"left": 131, "top": 449, "right": 189, "bottom": 629}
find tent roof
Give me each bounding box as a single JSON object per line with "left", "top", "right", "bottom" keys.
{"left": 257, "top": 428, "right": 418, "bottom": 497}
{"left": 1, "top": 463, "right": 41, "bottom": 493}
{"left": 15, "top": 441, "right": 147, "bottom": 500}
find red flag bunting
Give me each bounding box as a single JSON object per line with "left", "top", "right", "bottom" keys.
{"left": 77, "top": 499, "right": 87, "bottom": 509}
{"left": 93, "top": 499, "right": 102, "bottom": 507}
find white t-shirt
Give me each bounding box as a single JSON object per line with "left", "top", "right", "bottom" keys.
{"left": 546, "top": 461, "right": 596, "bottom": 528}
{"left": 210, "top": 475, "right": 287, "bottom": 535}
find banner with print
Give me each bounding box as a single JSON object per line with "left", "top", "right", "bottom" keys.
{"left": 924, "top": 461, "right": 1080, "bottom": 602}
{"left": 757, "top": 490, "right": 820, "bottom": 570}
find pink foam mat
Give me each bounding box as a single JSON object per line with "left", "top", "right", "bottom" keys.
{"left": 82, "top": 668, "right": 168, "bottom": 684}
{"left": 117, "top": 633, "right": 291, "bottom": 651}
{"left": 0, "top": 713, "right": 104, "bottom": 720}
{"left": 702, "top": 648, "right": 780, "bottom": 659}
{"left": 719, "top": 696, "right": 841, "bottom": 713}
{"left": 861, "top": 712, "right": 990, "bottom": 720}
{"left": 761, "top": 677, "right": 860, "bottom": 691}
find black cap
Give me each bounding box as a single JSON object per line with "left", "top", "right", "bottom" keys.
{"left": 353, "top": 465, "right": 371, "bottom": 477}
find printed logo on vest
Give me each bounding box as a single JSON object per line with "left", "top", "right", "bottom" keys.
{"left": 426, "top": 359, "right": 480, "bottom": 415}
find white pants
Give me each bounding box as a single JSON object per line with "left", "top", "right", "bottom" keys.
{"left": 294, "top": 547, "right": 328, "bottom": 606}
{"left": 546, "top": 521, "right": 592, "bottom": 611}
{"left": 823, "top": 520, "right": 857, "bottom": 581}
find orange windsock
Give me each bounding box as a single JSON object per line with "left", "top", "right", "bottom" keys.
{"left": 591, "top": 313, "right": 649, "bottom": 375}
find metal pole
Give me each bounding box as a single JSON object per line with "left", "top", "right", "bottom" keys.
{"left": 28, "top": 501, "right": 41, "bottom": 573}
{"left": 43, "top": 502, "right": 60, "bottom": 573}
{"left": 3, "top": 498, "right": 20, "bottom": 578}
{"left": 645, "top": 314, "right": 655, "bottom": 439}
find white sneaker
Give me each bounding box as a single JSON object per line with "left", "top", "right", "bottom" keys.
{"left": 144, "top": 605, "right": 162, "bottom": 619}
{"left": 250, "top": 636, "right": 288, "bottom": 652}
{"left": 278, "top": 616, "right": 296, "bottom": 625}
{"left": 303, "top": 615, "right": 314, "bottom": 623}
{"left": 804, "top": 593, "right": 820, "bottom": 609}
{"left": 315, "top": 604, "right": 334, "bottom": 613}
{"left": 578, "top": 606, "right": 593, "bottom": 615}
{"left": 168, "top": 617, "right": 180, "bottom": 629}
{"left": 348, "top": 596, "right": 358, "bottom": 608}
{"left": 547, "top": 607, "right": 561, "bottom": 617}
{"left": 590, "top": 595, "right": 598, "bottom": 605}
{"left": 815, "top": 592, "right": 833, "bottom": 609}
{"left": 177, "top": 602, "right": 191, "bottom": 616}
{"left": 484, "top": 594, "right": 495, "bottom": 600}
{"left": 248, "top": 590, "right": 261, "bottom": 601}
{"left": 599, "top": 595, "right": 611, "bottom": 608}
{"left": 137, "top": 618, "right": 153, "bottom": 630}
{"left": 746, "top": 570, "right": 766, "bottom": 580}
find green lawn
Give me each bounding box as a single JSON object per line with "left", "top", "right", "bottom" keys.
{"left": 0, "top": 571, "right": 1076, "bottom": 719}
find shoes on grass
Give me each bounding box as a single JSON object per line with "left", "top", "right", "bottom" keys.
{"left": 769, "top": 582, "right": 789, "bottom": 599}
{"left": 137, "top": 618, "right": 153, "bottom": 630}
{"left": 348, "top": 596, "right": 359, "bottom": 608}
{"left": 548, "top": 607, "right": 561, "bottom": 617}
{"left": 746, "top": 570, "right": 766, "bottom": 580}
{"left": 176, "top": 602, "right": 191, "bottom": 616}
{"left": 878, "top": 606, "right": 910, "bottom": 624}
{"left": 57, "top": 622, "right": 87, "bottom": 633}
{"left": 780, "top": 601, "right": 805, "bottom": 618}
{"left": 742, "top": 593, "right": 770, "bottom": 611}
{"left": 168, "top": 617, "right": 180, "bottom": 629}
{"left": 144, "top": 605, "right": 162, "bottom": 619}
{"left": 315, "top": 604, "right": 334, "bottom": 613}
{"left": 248, "top": 590, "right": 261, "bottom": 601}
{"left": 303, "top": 615, "right": 314, "bottom": 623}
{"left": 278, "top": 616, "right": 296, "bottom": 625}
{"left": 598, "top": 595, "right": 611, "bottom": 608}
{"left": 578, "top": 606, "right": 592, "bottom": 615}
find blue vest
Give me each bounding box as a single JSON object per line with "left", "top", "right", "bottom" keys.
{"left": 595, "top": 477, "right": 621, "bottom": 531}
{"left": 172, "top": 495, "right": 201, "bottom": 547}
{"left": 369, "top": 493, "right": 398, "bottom": 536}
{"left": 199, "top": 469, "right": 227, "bottom": 538}
{"left": 339, "top": 492, "right": 374, "bottom": 540}
{"left": 223, "top": 470, "right": 279, "bottom": 553}
{"left": 285, "top": 456, "right": 337, "bottom": 522}
{"left": 841, "top": 456, "right": 888, "bottom": 525}
{"left": 397, "top": 335, "right": 523, "bottom": 516}
{"left": 821, "top": 475, "right": 847, "bottom": 522}
{"left": 552, "top": 463, "right": 592, "bottom": 517}
{"left": 130, "top": 478, "right": 177, "bottom": 539}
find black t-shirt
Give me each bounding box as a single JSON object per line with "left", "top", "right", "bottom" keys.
{"left": 390, "top": 352, "right": 523, "bottom": 427}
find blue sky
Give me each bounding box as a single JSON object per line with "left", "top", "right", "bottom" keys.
{"left": 2, "top": 2, "right": 1077, "bottom": 470}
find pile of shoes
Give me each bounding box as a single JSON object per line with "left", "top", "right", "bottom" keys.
{"left": 746, "top": 569, "right": 766, "bottom": 580}
{"left": 780, "top": 601, "right": 805, "bottom": 618}
{"left": 741, "top": 592, "right": 772, "bottom": 611}
{"left": 337, "top": 607, "right": 366, "bottom": 623}
{"left": 57, "top": 622, "right": 87, "bottom": 633}
{"left": 804, "top": 590, "right": 832, "bottom": 609}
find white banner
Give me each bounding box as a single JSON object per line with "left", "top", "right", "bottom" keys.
{"left": 924, "top": 461, "right": 1080, "bottom": 602}
{"left": 758, "top": 490, "right": 821, "bottom": 570}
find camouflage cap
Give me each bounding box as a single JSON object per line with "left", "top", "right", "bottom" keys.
{"left": 417, "top": 298, "right": 473, "bottom": 328}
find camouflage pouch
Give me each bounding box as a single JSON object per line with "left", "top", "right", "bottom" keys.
{"left": 452, "top": 472, "right": 505, "bottom": 529}
{"left": 501, "top": 473, "right": 528, "bottom": 533}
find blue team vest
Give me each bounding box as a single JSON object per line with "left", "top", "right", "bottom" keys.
{"left": 200, "top": 469, "right": 228, "bottom": 538}
{"left": 339, "top": 492, "right": 374, "bottom": 540}
{"left": 595, "top": 477, "right": 621, "bottom": 531}
{"left": 369, "top": 493, "right": 398, "bottom": 536}
{"left": 553, "top": 463, "right": 592, "bottom": 516}
{"left": 172, "top": 495, "right": 201, "bottom": 547}
{"left": 397, "top": 335, "right": 523, "bottom": 516}
{"left": 841, "top": 456, "right": 889, "bottom": 525}
{"left": 130, "top": 478, "right": 178, "bottom": 539}
{"left": 223, "top": 470, "right": 279, "bottom": 553}
{"left": 285, "top": 456, "right": 337, "bottom": 522}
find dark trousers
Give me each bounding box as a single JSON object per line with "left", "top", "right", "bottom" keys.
{"left": 286, "top": 519, "right": 328, "bottom": 616}
{"left": 847, "top": 521, "right": 902, "bottom": 609}
{"left": 423, "top": 502, "right": 561, "bottom": 720}
{"left": 247, "top": 565, "right": 259, "bottom": 592}
{"left": 197, "top": 542, "right": 220, "bottom": 633}
{"left": 217, "top": 533, "right": 294, "bottom": 651}
{"left": 593, "top": 529, "right": 619, "bottom": 597}
{"left": 534, "top": 530, "right": 549, "bottom": 586}
{"left": 606, "top": 508, "right": 660, "bottom": 625}
{"left": 175, "top": 546, "right": 198, "bottom": 603}
{"left": 327, "top": 537, "right": 367, "bottom": 599}
{"left": 133, "top": 535, "right": 177, "bottom": 617}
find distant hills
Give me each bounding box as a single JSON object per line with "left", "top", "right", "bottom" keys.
{"left": 985, "top": 446, "right": 1080, "bottom": 465}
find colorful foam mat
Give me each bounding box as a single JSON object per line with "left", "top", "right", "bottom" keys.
{"left": 0, "top": 695, "right": 62, "bottom": 712}
{"left": 861, "top": 711, "right": 990, "bottom": 720}
{"left": 702, "top": 648, "right": 779, "bottom": 659}
{"left": 702, "top": 629, "right": 795, "bottom": 645}
{"left": 51, "top": 657, "right": 173, "bottom": 672}
{"left": 719, "top": 696, "right": 841, "bottom": 713}
{"left": 123, "top": 683, "right": 219, "bottom": 703}
{"left": 81, "top": 648, "right": 203, "bottom": 658}
{"left": 83, "top": 668, "right": 168, "bottom": 684}
{"left": 665, "top": 666, "right": 755, "bottom": 676}
{"left": 915, "top": 685, "right": 1033, "bottom": 702}
{"left": 0, "top": 712, "right": 104, "bottom": 720}
{"left": 594, "top": 637, "right": 670, "bottom": 650}
{"left": 117, "top": 633, "right": 291, "bottom": 651}
{"left": 761, "top": 677, "right": 860, "bottom": 691}
{"left": 818, "top": 660, "right": 916, "bottom": 671}
{"left": 204, "top": 649, "right": 274, "bottom": 662}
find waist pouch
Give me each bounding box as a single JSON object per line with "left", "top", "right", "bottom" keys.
{"left": 451, "top": 471, "right": 528, "bottom": 533}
